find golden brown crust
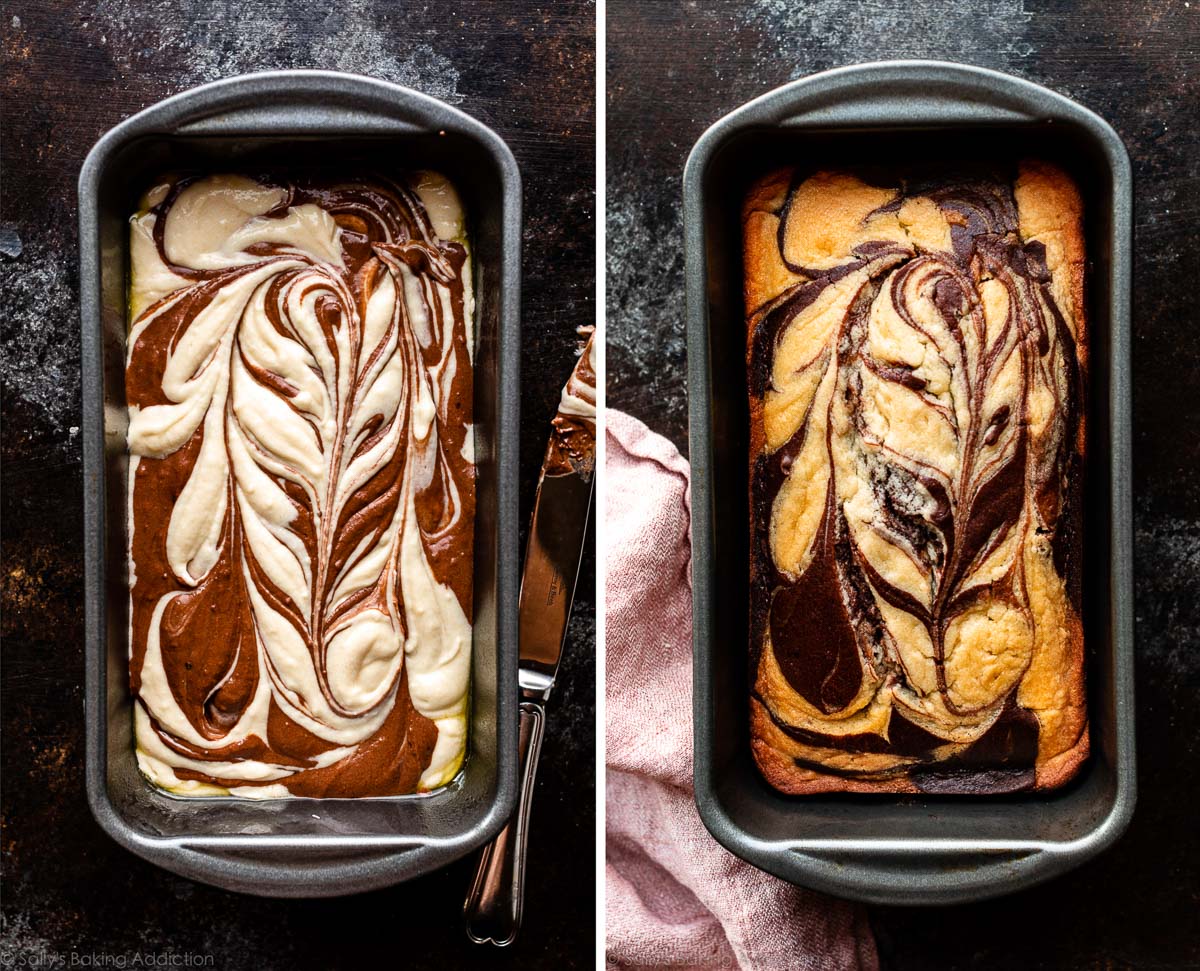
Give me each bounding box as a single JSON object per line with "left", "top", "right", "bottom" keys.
{"left": 745, "top": 163, "right": 1089, "bottom": 796}
{"left": 1015, "top": 159, "right": 1089, "bottom": 455}
{"left": 1016, "top": 159, "right": 1089, "bottom": 791}
{"left": 742, "top": 177, "right": 779, "bottom": 527}
{"left": 742, "top": 167, "right": 801, "bottom": 315}
{"left": 751, "top": 699, "right": 918, "bottom": 795}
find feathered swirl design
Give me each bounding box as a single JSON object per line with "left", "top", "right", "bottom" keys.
{"left": 747, "top": 165, "right": 1089, "bottom": 793}
{"left": 126, "top": 172, "right": 475, "bottom": 797}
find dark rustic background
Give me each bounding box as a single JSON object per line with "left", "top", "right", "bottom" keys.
{"left": 608, "top": 1, "right": 1199, "bottom": 969}
{"left": 1, "top": 1, "right": 595, "bottom": 968}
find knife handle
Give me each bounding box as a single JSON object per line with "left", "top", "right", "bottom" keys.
{"left": 464, "top": 699, "right": 546, "bottom": 946}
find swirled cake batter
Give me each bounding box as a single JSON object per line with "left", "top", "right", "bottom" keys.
{"left": 126, "top": 172, "right": 474, "bottom": 797}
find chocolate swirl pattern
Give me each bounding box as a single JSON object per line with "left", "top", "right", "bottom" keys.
{"left": 745, "top": 164, "right": 1089, "bottom": 794}
{"left": 126, "top": 172, "right": 475, "bottom": 798}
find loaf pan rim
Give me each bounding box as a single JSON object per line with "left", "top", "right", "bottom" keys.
{"left": 684, "top": 59, "right": 1135, "bottom": 906}
{"left": 79, "top": 69, "right": 521, "bottom": 896}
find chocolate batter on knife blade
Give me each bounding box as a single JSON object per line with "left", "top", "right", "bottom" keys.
{"left": 544, "top": 331, "right": 597, "bottom": 479}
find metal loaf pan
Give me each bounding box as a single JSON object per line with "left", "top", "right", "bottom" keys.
{"left": 684, "top": 61, "right": 1134, "bottom": 905}
{"left": 79, "top": 71, "right": 520, "bottom": 897}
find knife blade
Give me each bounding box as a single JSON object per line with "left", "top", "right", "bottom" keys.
{"left": 516, "top": 347, "right": 596, "bottom": 687}
{"left": 464, "top": 332, "right": 596, "bottom": 946}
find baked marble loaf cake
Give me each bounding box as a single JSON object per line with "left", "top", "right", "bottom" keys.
{"left": 744, "top": 162, "right": 1089, "bottom": 794}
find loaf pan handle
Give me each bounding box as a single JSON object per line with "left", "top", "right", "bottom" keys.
{"left": 774, "top": 90, "right": 1037, "bottom": 127}
{"left": 729, "top": 61, "right": 1098, "bottom": 131}
{"left": 159, "top": 841, "right": 432, "bottom": 898}
{"left": 103, "top": 70, "right": 486, "bottom": 139}
{"left": 789, "top": 846, "right": 1052, "bottom": 905}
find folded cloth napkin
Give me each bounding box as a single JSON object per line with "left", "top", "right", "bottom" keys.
{"left": 605, "top": 410, "right": 878, "bottom": 971}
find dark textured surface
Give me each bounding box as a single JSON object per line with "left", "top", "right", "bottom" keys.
{"left": 608, "top": 1, "right": 1199, "bottom": 968}
{"left": 1, "top": 1, "right": 594, "bottom": 967}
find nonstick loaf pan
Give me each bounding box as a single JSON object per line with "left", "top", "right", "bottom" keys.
{"left": 684, "top": 61, "right": 1135, "bottom": 905}
{"left": 78, "top": 71, "right": 520, "bottom": 897}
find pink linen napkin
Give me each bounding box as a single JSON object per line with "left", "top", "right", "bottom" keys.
{"left": 605, "top": 410, "right": 878, "bottom": 971}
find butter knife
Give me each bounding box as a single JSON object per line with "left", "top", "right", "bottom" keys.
{"left": 464, "top": 332, "right": 596, "bottom": 946}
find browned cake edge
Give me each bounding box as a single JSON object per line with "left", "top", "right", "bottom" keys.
{"left": 743, "top": 161, "right": 1090, "bottom": 796}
